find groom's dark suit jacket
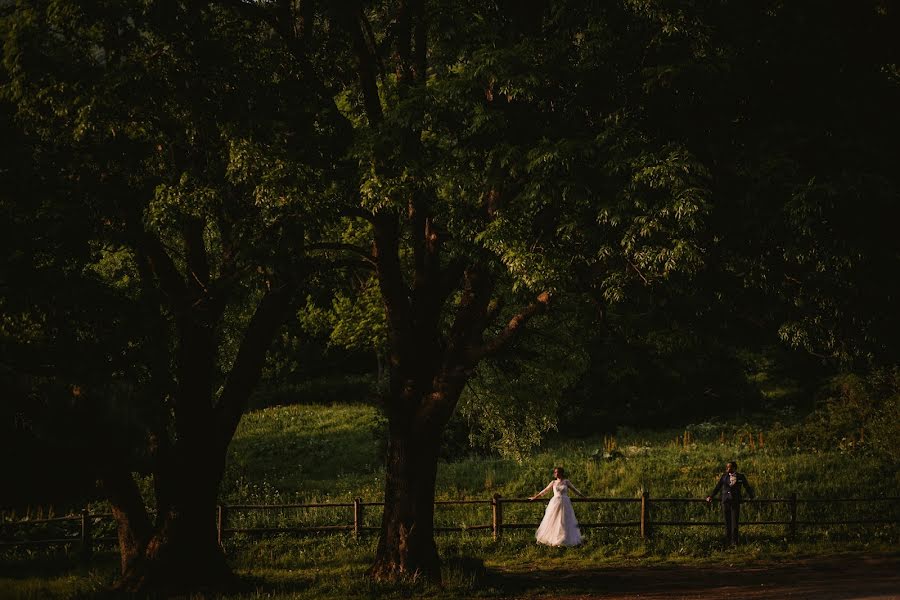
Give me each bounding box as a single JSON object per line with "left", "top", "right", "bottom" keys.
{"left": 709, "top": 472, "right": 755, "bottom": 504}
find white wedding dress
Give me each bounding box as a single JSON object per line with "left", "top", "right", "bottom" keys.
{"left": 535, "top": 479, "right": 583, "bottom": 547}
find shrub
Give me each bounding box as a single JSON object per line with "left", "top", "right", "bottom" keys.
{"left": 774, "top": 367, "right": 900, "bottom": 466}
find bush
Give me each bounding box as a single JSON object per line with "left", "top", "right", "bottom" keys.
{"left": 771, "top": 367, "right": 900, "bottom": 466}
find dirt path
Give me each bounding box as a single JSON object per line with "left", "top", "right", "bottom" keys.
{"left": 491, "top": 554, "right": 900, "bottom": 599}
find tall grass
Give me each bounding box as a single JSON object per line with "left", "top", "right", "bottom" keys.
{"left": 218, "top": 403, "right": 899, "bottom": 577}
{"left": 2, "top": 402, "right": 897, "bottom": 599}
{"left": 220, "top": 404, "right": 896, "bottom": 523}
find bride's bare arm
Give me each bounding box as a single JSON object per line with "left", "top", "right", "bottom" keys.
{"left": 530, "top": 481, "right": 554, "bottom": 501}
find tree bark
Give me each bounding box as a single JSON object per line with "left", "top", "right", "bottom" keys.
{"left": 112, "top": 457, "right": 235, "bottom": 594}
{"left": 370, "top": 411, "right": 443, "bottom": 582}
{"left": 101, "top": 197, "right": 300, "bottom": 592}
{"left": 100, "top": 470, "right": 153, "bottom": 575}
{"left": 370, "top": 284, "right": 549, "bottom": 582}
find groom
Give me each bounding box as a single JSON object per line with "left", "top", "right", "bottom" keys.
{"left": 706, "top": 461, "right": 754, "bottom": 545}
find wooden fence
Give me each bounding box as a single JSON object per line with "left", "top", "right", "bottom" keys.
{"left": 2, "top": 494, "right": 898, "bottom": 556}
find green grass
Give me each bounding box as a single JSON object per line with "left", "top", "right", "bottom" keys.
{"left": 220, "top": 403, "right": 897, "bottom": 529}
{"left": 2, "top": 402, "right": 898, "bottom": 599}
{"left": 0, "top": 552, "right": 117, "bottom": 600}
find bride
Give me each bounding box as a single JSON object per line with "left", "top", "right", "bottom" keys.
{"left": 529, "top": 467, "right": 584, "bottom": 547}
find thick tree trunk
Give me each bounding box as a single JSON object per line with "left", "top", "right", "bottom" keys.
{"left": 112, "top": 465, "right": 235, "bottom": 594}
{"left": 108, "top": 283, "right": 239, "bottom": 593}
{"left": 370, "top": 418, "right": 443, "bottom": 582}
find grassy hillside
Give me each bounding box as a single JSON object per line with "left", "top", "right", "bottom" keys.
{"left": 217, "top": 403, "right": 897, "bottom": 577}
{"left": 221, "top": 402, "right": 890, "bottom": 506}
{"left": 3, "top": 402, "right": 897, "bottom": 600}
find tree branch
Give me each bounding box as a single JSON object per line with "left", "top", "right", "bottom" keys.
{"left": 395, "top": 0, "right": 414, "bottom": 82}
{"left": 626, "top": 257, "right": 650, "bottom": 286}
{"left": 342, "top": 6, "right": 384, "bottom": 124}
{"left": 318, "top": 257, "right": 377, "bottom": 272}
{"left": 372, "top": 212, "right": 414, "bottom": 368}
{"left": 130, "top": 224, "right": 187, "bottom": 307}
{"left": 184, "top": 217, "right": 210, "bottom": 295}
{"left": 297, "top": 0, "right": 314, "bottom": 47}
{"left": 466, "top": 291, "right": 551, "bottom": 362}
{"left": 393, "top": 0, "right": 426, "bottom": 84}
{"left": 147, "top": 424, "right": 175, "bottom": 527}
{"left": 410, "top": 0, "right": 426, "bottom": 82}
{"left": 306, "top": 241, "right": 377, "bottom": 267}
{"left": 409, "top": 195, "right": 429, "bottom": 292}
{"left": 438, "top": 256, "right": 467, "bottom": 300}
{"left": 360, "top": 9, "right": 386, "bottom": 79}
{"left": 215, "top": 283, "right": 296, "bottom": 451}
{"left": 339, "top": 206, "right": 377, "bottom": 223}
{"left": 446, "top": 265, "right": 494, "bottom": 362}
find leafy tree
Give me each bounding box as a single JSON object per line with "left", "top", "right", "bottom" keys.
{"left": 633, "top": 0, "right": 900, "bottom": 366}
{"left": 0, "top": 79, "right": 140, "bottom": 510}
{"left": 313, "top": 0, "right": 899, "bottom": 578}
{"left": 544, "top": 0, "right": 900, "bottom": 435}
{"left": 2, "top": 1, "right": 346, "bottom": 592}
{"left": 217, "top": 0, "right": 709, "bottom": 580}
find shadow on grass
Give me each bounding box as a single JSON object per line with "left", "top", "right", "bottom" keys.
{"left": 486, "top": 552, "right": 900, "bottom": 599}
{"left": 0, "top": 550, "right": 116, "bottom": 580}
{"left": 231, "top": 554, "right": 490, "bottom": 599}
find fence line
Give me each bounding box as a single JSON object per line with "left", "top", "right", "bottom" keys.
{"left": 2, "top": 494, "right": 898, "bottom": 555}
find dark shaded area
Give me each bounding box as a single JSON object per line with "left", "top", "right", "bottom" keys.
{"left": 492, "top": 554, "right": 900, "bottom": 599}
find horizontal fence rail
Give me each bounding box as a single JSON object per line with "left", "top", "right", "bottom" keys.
{"left": 2, "top": 494, "right": 898, "bottom": 555}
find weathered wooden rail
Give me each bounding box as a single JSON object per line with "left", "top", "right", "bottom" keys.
{"left": 2, "top": 494, "right": 898, "bottom": 555}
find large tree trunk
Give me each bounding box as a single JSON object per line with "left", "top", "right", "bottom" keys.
{"left": 370, "top": 414, "right": 443, "bottom": 582}
{"left": 103, "top": 241, "right": 293, "bottom": 592}
{"left": 112, "top": 460, "right": 235, "bottom": 594}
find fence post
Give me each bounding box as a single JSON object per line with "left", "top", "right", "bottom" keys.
{"left": 492, "top": 494, "right": 503, "bottom": 541}
{"left": 353, "top": 498, "right": 363, "bottom": 538}
{"left": 217, "top": 504, "right": 226, "bottom": 546}
{"left": 640, "top": 491, "right": 650, "bottom": 540}
{"left": 80, "top": 508, "right": 93, "bottom": 561}
{"left": 789, "top": 493, "right": 797, "bottom": 538}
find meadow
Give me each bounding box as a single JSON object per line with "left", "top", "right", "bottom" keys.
{"left": 2, "top": 402, "right": 898, "bottom": 599}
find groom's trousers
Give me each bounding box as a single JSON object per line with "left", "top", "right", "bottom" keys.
{"left": 722, "top": 501, "right": 740, "bottom": 545}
